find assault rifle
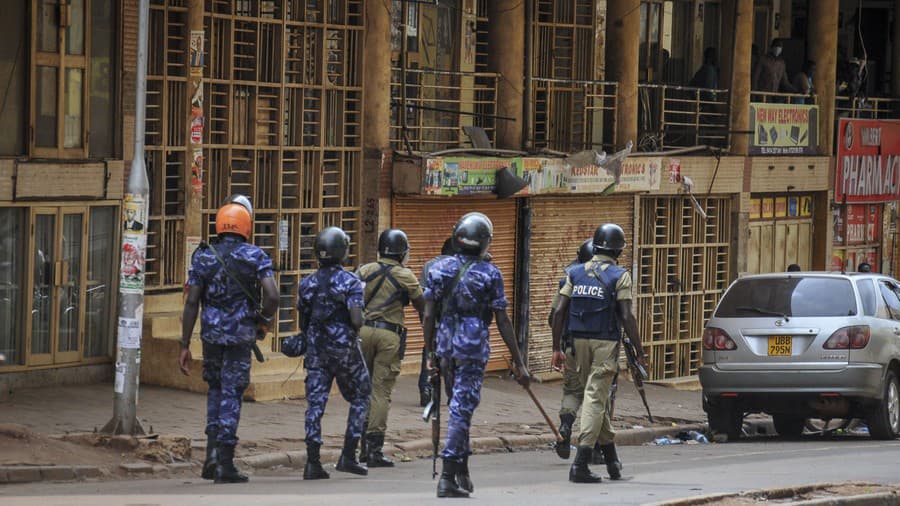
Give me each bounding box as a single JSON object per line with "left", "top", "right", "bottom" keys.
{"left": 623, "top": 336, "right": 653, "bottom": 422}
{"left": 421, "top": 352, "right": 440, "bottom": 479}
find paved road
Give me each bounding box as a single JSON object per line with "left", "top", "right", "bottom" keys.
{"left": 3, "top": 436, "right": 899, "bottom": 505}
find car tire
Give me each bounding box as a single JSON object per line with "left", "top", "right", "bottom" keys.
{"left": 867, "top": 369, "right": 900, "bottom": 440}
{"left": 707, "top": 404, "right": 743, "bottom": 440}
{"left": 772, "top": 414, "right": 805, "bottom": 438}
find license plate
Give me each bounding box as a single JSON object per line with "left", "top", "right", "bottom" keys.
{"left": 768, "top": 336, "right": 792, "bottom": 356}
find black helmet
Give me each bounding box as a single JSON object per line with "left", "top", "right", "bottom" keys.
{"left": 378, "top": 229, "right": 410, "bottom": 260}
{"left": 315, "top": 227, "right": 350, "bottom": 266}
{"left": 440, "top": 237, "right": 455, "bottom": 256}
{"left": 577, "top": 239, "right": 594, "bottom": 263}
{"left": 453, "top": 212, "right": 493, "bottom": 256}
{"left": 592, "top": 223, "right": 626, "bottom": 257}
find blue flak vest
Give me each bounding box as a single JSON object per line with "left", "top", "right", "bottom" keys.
{"left": 567, "top": 261, "right": 626, "bottom": 341}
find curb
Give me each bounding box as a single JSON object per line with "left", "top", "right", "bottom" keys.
{"left": 0, "top": 465, "right": 105, "bottom": 484}
{"left": 650, "top": 482, "right": 894, "bottom": 506}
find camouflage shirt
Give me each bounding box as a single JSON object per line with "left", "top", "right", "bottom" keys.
{"left": 298, "top": 266, "right": 365, "bottom": 356}
{"left": 424, "top": 254, "right": 507, "bottom": 362}
{"left": 187, "top": 236, "right": 274, "bottom": 346}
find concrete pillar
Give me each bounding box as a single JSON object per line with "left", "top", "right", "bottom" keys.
{"left": 185, "top": 0, "right": 203, "bottom": 246}
{"left": 808, "top": 0, "right": 839, "bottom": 156}
{"left": 722, "top": 0, "right": 753, "bottom": 156}
{"left": 893, "top": 0, "right": 900, "bottom": 96}
{"left": 606, "top": 0, "right": 640, "bottom": 150}
{"left": 488, "top": 0, "right": 525, "bottom": 150}
{"left": 361, "top": 0, "right": 393, "bottom": 262}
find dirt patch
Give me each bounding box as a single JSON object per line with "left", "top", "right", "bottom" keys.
{"left": 678, "top": 482, "right": 899, "bottom": 505}
{"left": 0, "top": 423, "right": 127, "bottom": 468}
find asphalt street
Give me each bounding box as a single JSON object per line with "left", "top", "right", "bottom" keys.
{"left": 3, "top": 436, "right": 899, "bottom": 505}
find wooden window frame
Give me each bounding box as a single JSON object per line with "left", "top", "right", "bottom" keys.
{"left": 30, "top": 0, "right": 91, "bottom": 159}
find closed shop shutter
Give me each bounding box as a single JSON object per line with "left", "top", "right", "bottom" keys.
{"left": 528, "top": 194, "right": 634, "bottom": 375}
{"left": 635, "top": 195, "right": 734, "bottom": 379}
{"left": 747, "top": 193, "right": 815, "bottom": 273}
{"left": 393, "top": 197, "right": 518, "bottom": 371}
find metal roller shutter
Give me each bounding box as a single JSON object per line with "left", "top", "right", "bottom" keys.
{"left": 527, "top": 195, "right": 634, "bottom": 375}
{"left": 392, "top": 197, "right": 518, "bottom": 372}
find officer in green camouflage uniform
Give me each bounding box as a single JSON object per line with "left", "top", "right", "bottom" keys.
{"left": 357, "top": 229, "right": 425, "bottom": 467}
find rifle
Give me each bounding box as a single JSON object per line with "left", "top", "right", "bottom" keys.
{"left": 421, "top": 351, "right": 441, "bottom": 479}
{"left": 622, "top": 336, "right": 653, "bottom": 422}
{"left": 505, "top": 357, "right": 563, "bottom": 445}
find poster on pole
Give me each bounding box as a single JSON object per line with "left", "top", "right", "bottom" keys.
{"left": 749, "top": 103, "right": 819, "bottom": 155}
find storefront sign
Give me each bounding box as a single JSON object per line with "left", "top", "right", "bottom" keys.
{"left": 749, "top": 103, "right": 819, "bottom": 155}
{"left": 422, "top": 153, "right": 660, "bottom": 196}
{"left": 835, "top": 119, "right": 900, "bottom": 203}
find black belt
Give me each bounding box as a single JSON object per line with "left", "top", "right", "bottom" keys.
{"left": 364, "top": 319, "right": 405, "bottom": 335}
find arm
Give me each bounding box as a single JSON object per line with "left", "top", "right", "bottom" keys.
{"left": 255, "top": 276, "right": 279, "bottom": 337}
{"left": 422, "top": 299, "right": 437, "bottom": 359}
{"left": 411, "top": 293, "right": 426, "bottom": 322}
{"left": 350, "top": 306, "right": 364, "bottom": 331}
{"left": 617, "top": 299, "right": 647, "bottom": 368}
{"left": 780, "top": 70, "right": 797, "bottom": 93}
{"left": 551, "top": 295, "right": 570, "bottom": 371}
{"left": 495, "top": 309, "right": 529, "bottom": 387}
{"left": 179, "top": 284, "right": 203, "bottom": 375}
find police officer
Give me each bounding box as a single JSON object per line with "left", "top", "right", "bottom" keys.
{"left": 551, "top": 223, "right": 647, "bottom": 483}
{"left": 423, "top": 212, "right": 530, "bottom": 498}
{"left": 297, "top": 226, "right": 372, "bottom": 480}
{"left": 179, "top": 199, "right": 279, "bottom": 484}
{"left": 356, "top": 229, "right": 425, "bottom": 467}
{"left": 418, "top": 237, "right": 455, "bottom": 406}
{"left": 548, "top": 239, "right": 594, "bottom": 460}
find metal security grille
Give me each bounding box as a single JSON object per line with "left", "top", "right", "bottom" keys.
{"left": 635, "top": 196, "right": 733, "bottom": 379}
{"left": 201, "top": 0, "right": 364, "bottom": 339}
{"left": 529, "top": 0, "right": 614, "bottom": 152}
{"left": 145, "top": 0, "right": 189, "bottom": 289}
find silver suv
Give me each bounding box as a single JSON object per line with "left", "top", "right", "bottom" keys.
{"left": 699, "top": 272, "right": 900, "bottom": 440}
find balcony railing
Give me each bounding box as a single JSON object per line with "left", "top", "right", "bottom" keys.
{"left": 390, "top": 68, "right": 500, "bottom": 154}
{"left": 529, "top": 77, "right": 618, "bottom": 154}
{"left": 638, "top": 84, "right": 730, "bottom": 151}
{"left": 750, "top": 91, "right": 818, "bottom": 105}
{"left": 835, "top": 96, "right": 900, "bottom": 119}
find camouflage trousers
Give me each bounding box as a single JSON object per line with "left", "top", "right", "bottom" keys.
{"left": 304, "top": 343, "right": 372, "bottom": 444}
{"left": 440, "top": 358, "right": 486, "bottom": 462}
{"left": 202, "top": 341, "right": 252, "bottom": 446}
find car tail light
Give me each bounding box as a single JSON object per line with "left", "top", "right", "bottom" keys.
{"left": 702, "top": 327, "right": 737, "bottom": 351}
{"left": 823, "top": 326, "right": 870, "bottom": 349}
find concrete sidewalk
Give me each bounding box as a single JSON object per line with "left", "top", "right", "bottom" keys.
{"left": 0, "top": 371, "right": 706, "bottom": 462}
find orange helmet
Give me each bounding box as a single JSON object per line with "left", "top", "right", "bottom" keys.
{"left": 215, "top": 203, "right": 252, "bottom": 239}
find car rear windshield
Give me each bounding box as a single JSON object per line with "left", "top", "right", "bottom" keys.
{"left": 716, "top": 277, "right": 857, "bottom": 318}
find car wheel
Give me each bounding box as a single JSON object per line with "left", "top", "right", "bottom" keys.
{"left": 867, "top": 369, "right": 900, "bottom": 440}
{"left": 772, "top": 414, "right": 805, "bottom": 438}
{"left": 707, "top": 404, "right": 743, "bottom": 440}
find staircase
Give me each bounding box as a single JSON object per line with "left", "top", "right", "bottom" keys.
{"left": 140, "top": 292, "right": 306, "bottom": 401}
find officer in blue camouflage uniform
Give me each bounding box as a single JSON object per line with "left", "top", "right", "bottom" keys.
{"left": 423, "top": 212, "right": 530, "bottom": 498}
{"left": 551, "top": 223, "right": 647, "bottom": 484}
{"left": 298, "top": 226, "right": 372, "bottom": 480}
{"left": 548, "top": 239, "right": 593, "bottom": 460}
{"left": 180, "top": 199, "right": 279, "bottom": 484}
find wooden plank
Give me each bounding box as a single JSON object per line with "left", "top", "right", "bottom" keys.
{"left": 774, "top": 223, "right": 787, "bottom": 272}
{"left": 798, "top": 221, "right": 812, "bottom": 270}
{"left": 15, "top": 162, "right": 106, "bottom": 199}
{"left": 759, "top": 223, "right": 774, "bottom": 273}
{"left": 748, "top": 223, "right": 761, "bottom": 274}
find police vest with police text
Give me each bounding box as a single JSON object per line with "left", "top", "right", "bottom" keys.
{"left": 567, "top": 262, "right": 625, "bottom": 341}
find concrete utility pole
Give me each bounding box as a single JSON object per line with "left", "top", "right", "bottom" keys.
{"left": 103, "top": 0, "right": 151, "bottom": 436}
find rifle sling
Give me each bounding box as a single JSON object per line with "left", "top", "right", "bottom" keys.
{"left": 205, "top": 241, "right": 261, "bottom": 308}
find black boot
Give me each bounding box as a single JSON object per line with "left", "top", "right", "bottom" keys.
{"left": 437, "top": 458, "right": 469, "bottom": 498}
{"left": 599, "top": 443, "right": 623, "bottom": 480}
{"left": 592, "top": 442, "right": 604, "bottom": 465}
{"left": 214, "top": 444, "right": 249, "bottom": 484}
{"left": 455, "top": 454, "right": 474, "bottom": 493}
{"left": 420, "top": 386, "right": 432, "bottom": 408}
{"left": 555, "top": 414, "right": 575, "bottom": 460}
{"left": 201, "top": 432, "right": 218, "bottom": 480}
{"left": 366, "top": 433, "right": 395, "bottom": 468}
{"left": 568, "top": 446, "right": 602, "bottom": 484}
{"left": 335, "top": 437, "right": 368, "bottom": 476}
{"left": 303, "top": 441, "right": 330, "bottom": 480}
{"left": 359, "top": 423, "right": 368, "bottom": 463}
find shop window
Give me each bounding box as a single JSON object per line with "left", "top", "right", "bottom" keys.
{"left": 0, "top": 209, "right": 26, "bottom": 366}
{"left": 84, "top": 207, "right": 116, "bottom": 358}
{"left": 832, "top": 203, "right": 881, "bottom": 272}
{"left": 30, "top": 0, "right": 118, "bottom": 159}
{"left": 0, "top": 2, "right": 27, "bottom": 156}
